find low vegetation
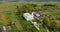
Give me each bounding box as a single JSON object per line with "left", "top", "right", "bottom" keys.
{"left": 0, "top": 2, "right": 60, "bottom": 32}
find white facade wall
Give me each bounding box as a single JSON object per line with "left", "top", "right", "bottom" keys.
{"left": 23, "top": 13, "right": 34, "bottom": 21}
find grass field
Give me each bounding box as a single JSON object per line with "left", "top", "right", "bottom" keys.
{"left": 0, "top": 2, "right": 60, "bottom": 32}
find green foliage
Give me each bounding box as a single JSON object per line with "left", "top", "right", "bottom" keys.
{"left": 16, "top": 3, "right": 39, "bottom": 13}
{"left": 0, "top": 2, "right": 60, "bottom": 32}
{"left": 43, "top": 16, "right": 60, "bottom": 32}
{"left": 39, "top": 25, "right": 46, "bottom": 32}
{"left": 43, "top": 16, "right": 50, "bottom": 25}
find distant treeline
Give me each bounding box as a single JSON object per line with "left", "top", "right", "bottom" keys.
{"left": 0, "top": 0, "right": 60, "bottom": 2}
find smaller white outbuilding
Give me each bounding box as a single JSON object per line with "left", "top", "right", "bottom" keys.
{"left": 33, "top": 22, "right": 40, "bottom": 30}
{"left": 2, "top": 26, "right": 6, "bottom": 32}
{"left": 33, "top": 22, "right": 37, "bottom": 26}
{"left": 23, "top": 13, "right": 34, "bottom": 21}
{"left": 36, "top": 13, "right": 40, "bottom": 17}
{"left": 2, "top": 26, "right": 6, "bottom": 31}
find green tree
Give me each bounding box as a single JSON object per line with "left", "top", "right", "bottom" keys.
{"left": 43, "top": 16, "right": 51, "bottom": 26}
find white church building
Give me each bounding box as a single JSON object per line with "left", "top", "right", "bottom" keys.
{"left": 23, "top": 13, "right": 34, "bottom": 21}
